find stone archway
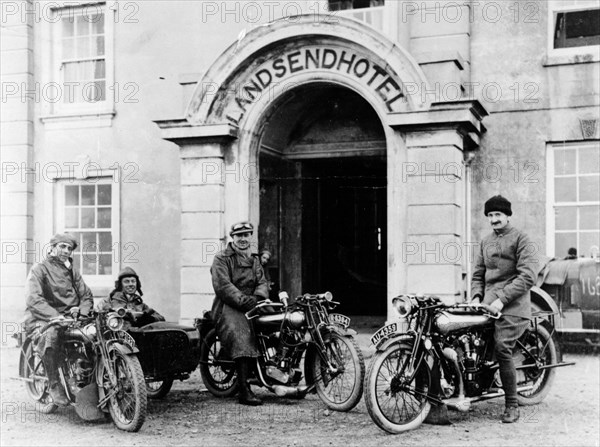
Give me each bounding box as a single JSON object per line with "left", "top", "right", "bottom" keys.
{"left": 157, "top": 15, "right": 487, "bottom": 324}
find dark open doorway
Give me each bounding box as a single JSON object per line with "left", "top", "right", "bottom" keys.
{"left": 258, "top": 84, "right": 387, "bottom": 319}
{"left": 302, "top": 156, "right": 387, "bottom": 316}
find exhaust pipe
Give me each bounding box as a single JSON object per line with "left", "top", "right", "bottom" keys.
{"left": 442, "top": 347, "right": 471, "bottom": 412}
{"left": 272, "top": 385, "right": 309, "bottom": 398}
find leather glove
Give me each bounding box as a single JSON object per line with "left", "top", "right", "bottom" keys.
{"left": 490, "top": 299, "right": 504, "bottom": 312}
{"left": 240, "top": 295, "right": 257, "bottom": 312}
{"left": 470, "top": 294, "right": 482, "bottom": 305}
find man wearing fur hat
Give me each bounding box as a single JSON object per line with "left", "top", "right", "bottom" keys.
{"left": 97, "top": 267, "right": 165, "bottom": 327}
{"left": 24, "top": 233, "right": 94, "bottom": 406}
{"left": 470, "top": 195, "right": 538, "bottom": 423}
{"left": 210, "top": 221, "right": 269, "bottom": 406}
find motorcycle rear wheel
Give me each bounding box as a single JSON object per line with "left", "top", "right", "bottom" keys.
{"left": 199, "top": 328, "right": 238, "bottom": 397}
{"left": 146, "top": 377, "right": 174, "bottom": 399}
{"left": 106, "top": 351, "right": 147, "bottom": 432}
{"left": 21, "top": 342, "right": 58, "bottom": 414}
{"left": 364, "top": 343, "right": 431, "bottom": 434}
{"left": 307, "top": 333, "right": 364, "bottom": 412}
{"left": 515, "top": 324, "right": 559, "bottom": 406}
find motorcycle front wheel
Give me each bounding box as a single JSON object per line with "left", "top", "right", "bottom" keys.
{"left": 364, "top": 343, "right": 431, "bottom": 434}
{"left": 106, "top": 351, "right": 147, "bottom": 432}
{"left": 21, "top": 342, "right": 58, "bottom": 414}
{"left": 515, "top": 324, "right": 559, "bottom": 405}
{"left": 146, "top": 377, "right": 174, "bottom": 399}
{"left": 306, "top": 333, "right": 364, "bottom": 412}
{"left": 199, "top": 328, "right": 238, "bottom": 397}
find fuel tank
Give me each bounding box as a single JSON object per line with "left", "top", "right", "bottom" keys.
{"left": 434, "top": 311, "right": 493, "bottom": 335}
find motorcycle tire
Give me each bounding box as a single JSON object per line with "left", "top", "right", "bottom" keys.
{"left": 146, "top": 377, "right": 174, "bottom": 399}
{"left": 199, "top": 328, "right": 238, "bottom": 397}
{"left": 515, "top": 323, "right": 559, "bottom": 406}
{"left": 305, "top": 333, "right": 364, "bottom": 412}
{"left": 364, "top": 342, "right": 431, "bottom": 434}
{"left": 21, "top": 341, "right": 58, "bottom": 414}
{"left": 106, "top": 351, "right": 147, "bottom": 432}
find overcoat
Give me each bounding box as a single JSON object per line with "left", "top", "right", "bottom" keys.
{"left": 471, "top": 224, "right": 538, "bottom": 318}
{"left": 210, "top": 243, "right": 268, "bottom": 359}
{"left": 25, "top": 256, "right": 93, "bottom": 329}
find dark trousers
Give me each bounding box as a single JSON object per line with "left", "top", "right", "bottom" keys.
{"left": 494, "top": 315, "right": 529, "bottom": 407}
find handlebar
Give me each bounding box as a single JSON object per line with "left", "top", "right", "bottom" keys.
{"left": 39, "top": 316, "right": 77, "bottom": 334}
{"left": 453, "top": 302, "right": 502, "bottom": 319}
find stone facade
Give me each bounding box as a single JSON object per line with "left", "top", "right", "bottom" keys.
{"left": 1, "top": 1, "right": 598, "bottom": 326}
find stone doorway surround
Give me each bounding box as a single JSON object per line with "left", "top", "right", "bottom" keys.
{"left": 155, "top": 15, "right": 487, "bottom": 324}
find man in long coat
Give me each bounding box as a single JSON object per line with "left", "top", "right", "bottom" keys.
{"left": 24, "top": 233, "right": 94, "bottom": 406}
{"left": 211, "top": 221, "right": 269, "bottom": 405}
{"left": 470, "top": 195, "right": 537, "bottom": 423}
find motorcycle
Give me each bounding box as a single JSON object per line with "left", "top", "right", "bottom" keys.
{"left": 364, "top": 294, "right": 574, "bottom": 433}
{"left": 198, "top": 291, "right": 365, "bottom": 411}
{"left": 17, "top": 308, "right": 148, "bottom": 432}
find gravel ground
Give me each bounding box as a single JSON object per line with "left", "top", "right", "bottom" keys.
{"left": 1, "top": 337, "right": 598, "bottom": 447}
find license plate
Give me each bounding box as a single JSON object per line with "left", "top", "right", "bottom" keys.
{"left": 370, "top": 322, "right": 398, "bottom": 345}
{"left": 329, "top": 313, "right": 350, "bottom": 329}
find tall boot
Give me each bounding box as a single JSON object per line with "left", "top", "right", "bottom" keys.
{"left": 42, "top": 349, "right": 69, "bottom": 406}
{"left": 235, "top": 357, "right": 262, "bottom": 406}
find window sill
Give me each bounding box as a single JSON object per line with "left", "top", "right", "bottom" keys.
{"left": 543, "top": 51, "right": 600, "bottom": 67}
{"left": 40, "top": 110, "right": 115, "bottom": 129}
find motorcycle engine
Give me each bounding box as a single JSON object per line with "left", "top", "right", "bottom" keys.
{"left": 65, "top": 341, "right": 94, "bottom": 392}
{"left": 262, "top": 327, "right": 304, "bottom": 385}
{"left": 453, "top": 332, "right": 488, "bottom": 396}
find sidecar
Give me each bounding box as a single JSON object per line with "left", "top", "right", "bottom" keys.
{"left": 128, "top": 321, "right": 201, "bottom": 399}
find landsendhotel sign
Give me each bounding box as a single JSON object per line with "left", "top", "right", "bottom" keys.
{"left": 223, "top": 45, "right": 407, "bottom": 126}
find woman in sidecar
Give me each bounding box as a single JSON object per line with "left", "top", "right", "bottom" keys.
{"left": 97, "top": 267, "right": 201, "bottom": 399}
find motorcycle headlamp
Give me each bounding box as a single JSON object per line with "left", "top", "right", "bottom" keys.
{"left": 392, "top": 295, "right": 413, "bottom": 318}
{"left": 82, "top": 323, "right": 97, "bottom": 339}
{"left": 106, "top": 313, "right": 124, "bottom": 331}
{"left": 324, "top": 291, "right": 333, "bottom": 302}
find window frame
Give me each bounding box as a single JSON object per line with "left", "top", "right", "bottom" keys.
{"left": 53, "top": 168, "right": 120, "bottom": 288}
{"left": 41, "top": 1, "right": 115, "bottom": 123}
{"left": 547, "top": 1, "right": 600, "bottom": 59}
{"left": 546, "top": 141, "right": 600, "bottom": 258}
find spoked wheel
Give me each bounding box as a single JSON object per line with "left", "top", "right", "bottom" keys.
{"left": 515, "top": 324, "right": 559, "bottom": 405}
{"left": 307, "top": 333, "right": 364, "bottom": 412}
{"left": 364, "top": 343, "right": 431, "bottom": 433}
{"left": 106, "top": 351, "right": 147, "bottom": 432}
{"left": 21, "top": 342, "right": 58, "bottom": 414}
{"left": 199, "top": 328, "right": 237, "bottom": 397}
{"left": 146, "top": 377, "right": 174, "bottom": 399}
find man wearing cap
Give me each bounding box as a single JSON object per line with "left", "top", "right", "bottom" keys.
{"left": 97, "top": 267, "right": 165, "bottom": 327}
{"left": 24, "top": 233, "right": 94, "bottom": 406}
{"left": 210, "top": 221, "right": 269, "bottom": 406}
{"left": 470, "top": 195, "right": 537, "bottom": 423}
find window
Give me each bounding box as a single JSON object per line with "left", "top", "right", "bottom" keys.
{"left": 554, "top": 8, "right": 600, "bottom": 49}
{"left": 328, "top": 0, "right": 384, "bottom": 11}
{"left": 547, "top": 1, "right": 600, "bottom": 64}
{"left": 55, "top": 172, "right": 120, "bottom": 286}
{"left": 59, "top": 7, "right": 106, "bottom": 103}
{"left": 328, "top": 0, "right": 385, "bottom": 29}
{"left": 548, "top": 143, "right": 600, "bottom": 258}
{"left": 42, "top": 2, "right": 115, "bottom": 122}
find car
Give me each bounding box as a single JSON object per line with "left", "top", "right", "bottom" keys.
{"left": 538, "top": 257, "right": 600, "bottom": 348}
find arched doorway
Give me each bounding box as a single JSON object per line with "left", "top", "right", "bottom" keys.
{"left": 158, "top": 15, "right": 486, "bottom": 325}
{"left": 257, "top": 84, "right": 387, "bottom": 317}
